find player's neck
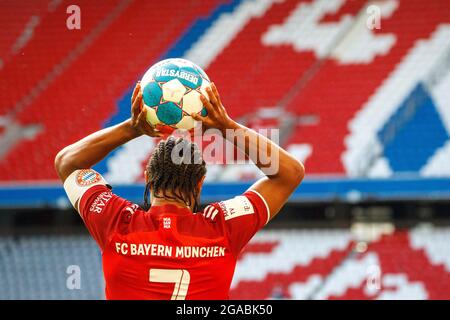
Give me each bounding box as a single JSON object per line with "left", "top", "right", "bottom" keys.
{"left": 151, "top": 197, "right": 191, "bottom": 211}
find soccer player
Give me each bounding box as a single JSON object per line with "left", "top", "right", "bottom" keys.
{"left": 54, "top": 82, "right": 304, "bottom": 299}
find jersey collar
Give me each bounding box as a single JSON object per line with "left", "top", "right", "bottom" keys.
{"left": 148, "top": 204, "right": 192, "bottom": 216}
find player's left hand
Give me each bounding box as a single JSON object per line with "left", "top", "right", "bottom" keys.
{"left": 191, "top": 82, "right": 235, "bottom": 135}
{"left": 130, "top": 82, "right": 162, "bottom": 138}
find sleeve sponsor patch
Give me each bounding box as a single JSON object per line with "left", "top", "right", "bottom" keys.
{"left": 218, "top": 196, "right": 255, "bottom": 221}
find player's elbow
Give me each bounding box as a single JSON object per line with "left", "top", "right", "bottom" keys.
{"left": 275, "top": 156, "right": 305, "bottom": 189}
{"left": 54, "top": 148, "right": 74, "bottom": 182}
{"left": 290, "top": 160, "right": 305, "bottom": 186}
{"left": 54, "top": 149, "right": 66, "bottom": 178}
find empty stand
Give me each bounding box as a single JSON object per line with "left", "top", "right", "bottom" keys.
{"left": 230, "top": 227, "right": 450, "bottom": 300}
{"left": 1, "top": 227, "right": 449, "bottom": 299}
{"left": 0, "top": 0, "right": 449, "bottom": 181}
{"left": 0, "top": 234, "right": 103, "bottom": 299}
{"left": 0, "top": 0, "right": 220, "bottom": 180}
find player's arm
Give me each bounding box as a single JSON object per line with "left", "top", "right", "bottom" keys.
{"left": 192, "top": 83, "right": 304, "bottom": 221}
{"left": 54, "top": 82, "right": 161, "bottom": 182}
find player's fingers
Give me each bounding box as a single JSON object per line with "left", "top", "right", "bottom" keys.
{"left": 206, "top": 86, "right": 218, "bottom": 107}
{"left": 138, "top": 110, "right": 159, "bottom": 137}
{"left": 200, "top": 94, "right": 215, "bottom": 115}
{"left": 131, "top": 81, "right": 141, "bottom": 102}
{"left": 144, "top": 126, "right": 162, "bottom": 137}
{"left": 147, "top": 125, "right": 163, "bottom": 137}
{"left": 136, "top": 107, "right": 147, "bottom": 126}
{"left": 132, "top": 91, "right": 142, "bottom": 116}
{"left": 141, "top": 107, "right": 154, "bottom": 128}
{"left": 192, "top": 114, "right": 210, "bottom": 133}
{"left": 191, "top": 112, "right": 209, "bottom": 126}
{"left": 139, "top": 91, "right": 144, "bottom": 112}
{"left": 131, "top": 93, "right": 139, "bottom": 114}
{"left": 211, "top": 82, "right": 221, "bottom": 104}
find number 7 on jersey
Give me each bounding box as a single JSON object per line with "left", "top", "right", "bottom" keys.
{"left": 149, "top": 268, "right": 191, "bottom": 300}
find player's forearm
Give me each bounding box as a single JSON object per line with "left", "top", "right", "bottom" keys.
{"left": 223, "top": 121, "right": 304, "bottom": 184}
{"left": 55, "top": 119, "right": 140, "bottom": 181}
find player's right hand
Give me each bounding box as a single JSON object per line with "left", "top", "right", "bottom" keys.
{"left": 130, "top": 82, "right": 162, "bottom": 138}
{"left": 191, "top": 82, "right": 236, "bottom": 135}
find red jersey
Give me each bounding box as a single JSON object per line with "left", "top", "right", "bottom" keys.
{"left": 63, "top": 169, "right": 270, "bottom": 300}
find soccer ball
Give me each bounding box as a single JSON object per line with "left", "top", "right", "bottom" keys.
{"left": 140, "top": 58, "right": 210, "bottom": 131}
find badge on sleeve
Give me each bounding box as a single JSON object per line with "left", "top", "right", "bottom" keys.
{"left": 63, "top": 169, "right": 108, "bottom": 211}
{"left": 76, "top": 169, "right": 102, "bottom": 186}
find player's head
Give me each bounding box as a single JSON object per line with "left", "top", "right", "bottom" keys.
{"left": 144, "top": 136, "right": 207, "bottom": 212}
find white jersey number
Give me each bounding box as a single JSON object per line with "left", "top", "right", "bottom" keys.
{"left": 149, "top": 268, "right": 191, "bottom": 300}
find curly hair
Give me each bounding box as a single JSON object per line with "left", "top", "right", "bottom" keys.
{"left": 144, "top": 136, "right": 207, "bottom": 212}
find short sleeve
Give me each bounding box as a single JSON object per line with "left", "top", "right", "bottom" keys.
{"left": 63, "top": 169, "right": 137, "bottom": 249}
{"left": 205, "top": 190, "right": 270, "bottom": 257}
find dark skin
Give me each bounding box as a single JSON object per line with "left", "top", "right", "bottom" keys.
{"left": 55, "top": 82, "right": 304, "bottom": 219}
{"left": 192, "top": 83, "right": 305, "bottom": 219}
{"left": 55, "top": 81, "right": 160, "bottom": 181}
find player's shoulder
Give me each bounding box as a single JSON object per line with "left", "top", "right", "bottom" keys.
{"left": 63, "top": 168, "right": 140, "bottom": 217}
{"left": 63, "top": 169, "right": 108, "bottom": 210}
{"left": 199, "top": 203, "right": 221, "bottom": 221}
{"left": 199, "top": 190, "right": 270, "bottom": 223}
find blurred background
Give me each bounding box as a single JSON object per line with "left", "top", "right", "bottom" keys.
{"left": 1, "top": 0, "right": 450, "bottom": 299}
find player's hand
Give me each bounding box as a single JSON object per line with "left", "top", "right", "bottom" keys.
{"left": 191, "top": 82, "right": 235, "bottom": 135}
{"left": 130, "top": 82, "right": 162, "bottom": 138}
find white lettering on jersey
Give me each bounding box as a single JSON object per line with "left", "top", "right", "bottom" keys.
{"left": 89, "top": 191, "right": 113, "bottom": 214}
{"left": 219, "top": 196, "right": 255, "bottom": 221}
{"left": 163, "top": 217, "right": 171, "bottom": 229}
{"left": 113, "top": 243, "right": 226, "bottom": 258}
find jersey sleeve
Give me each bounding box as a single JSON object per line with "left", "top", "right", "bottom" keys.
{"left": 205, "top": 190, "right": 270, "bottom": 257}
{"left": 63, "top": 169, "right": 137, "bottom": 250}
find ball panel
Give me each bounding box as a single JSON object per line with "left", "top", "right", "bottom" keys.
{"left": 175, "top": 115, "right": 195, "bottom": 130}
{"left": 145, "top": 106, "right": 160, "bottom": 125}
{"left": 156, "top": 102, "right": 183, "bottom": 125}
{"left": 161, "top": 79, "right": 186, "bottom": 103}
{"left": 141, "top": 70, "right": 154, "bottom": 88}
{"left": 194, "top": 64, "right": 210, "bottom": 81}
{"left": 182, "top": 90, "right": 203, "bottom": 114}
{"left": 153, "top": 62, "right": 180, "bottom": 83}
{"left": 140, "top": 58, "right": 211, "bottom": 128}
{"left": 178, "top": 65, "right": 202, "bottom": 89}
{"left": 142, "top": 81, "right": 162, "bottom": 107}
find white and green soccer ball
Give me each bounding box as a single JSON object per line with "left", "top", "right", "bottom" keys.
{"left": 141, "top": 58, "right": 210, "bottom": 131}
